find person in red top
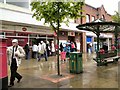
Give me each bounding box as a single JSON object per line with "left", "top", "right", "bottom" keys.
{"left": 111, "top": 45, "right": 116, "bottom": 51}
{"left": 99, "top": 48, "right": 105, "bottom": 54}
{"left": 71, "top": 42, "right": 75, "bottom": 52}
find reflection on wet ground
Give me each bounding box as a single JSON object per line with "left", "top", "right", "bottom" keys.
{"left": 8, "top": 53, "right": 119, "bottom": 88}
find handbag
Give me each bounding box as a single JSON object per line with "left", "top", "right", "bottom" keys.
{"left": 39, "top": 50, "right": 44, "bottom": 54}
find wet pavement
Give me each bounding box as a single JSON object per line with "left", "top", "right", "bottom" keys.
{"left": 8, "top": 53, "right": 119, "bottom": 88}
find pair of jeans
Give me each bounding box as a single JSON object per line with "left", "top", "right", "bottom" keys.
{"left": 25, "top": 51, "right": 30, "bottom": 60}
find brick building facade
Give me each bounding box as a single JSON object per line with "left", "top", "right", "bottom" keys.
{"left": 75, "top": 4, "right": 112, "bottom": 24}
{"left": 73, "top": 4, "right": 113, "bottom": 53}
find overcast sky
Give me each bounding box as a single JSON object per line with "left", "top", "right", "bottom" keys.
{"left": 85, "top": 0, "right": 120, "bottom": 15}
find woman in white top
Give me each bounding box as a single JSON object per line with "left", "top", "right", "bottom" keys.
{"left": 32, "top": 43, "right": 38, "bottom": 59}
{"left": 51, "top": 41, "right": 55, "bottom": 56}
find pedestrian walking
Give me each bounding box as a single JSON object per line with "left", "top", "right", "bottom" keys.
{"left": 24, "top": 43, "right": 30, "bottom": 60}
{"left": 39, "top": 41, "right": 48, "bottom": 61}
{"left": 60, "top": 43, "right": 63, "bottom": 52}
{"left": 7, "top": 39, "right": 25, "bottom": 87}
{"left": 32, "top": 43, "right": 38, "bottom": 59}
{"left": 71, "top": 42, "right": 76, "bottom": 52}
{"left": 60, "top": 49, "right": 66, "bottom": 62}
{"left": 76, "top": 39, "right": 80, "bottom": 52}
{"left": 51, "top": 41, "right": 55, "bottom": 56}
{"left": 111, "top": 44, "right": 116, "bottom": 51}
{"left": 46, "top": 41, "right": 51, "bottom": 57}
{"left": 64, "top": 44, "right": 70, "bottom": 58}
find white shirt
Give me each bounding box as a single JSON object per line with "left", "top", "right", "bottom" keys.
{"left": 76, "top": 42, "right": 80, "bottom": 50}
{"left": 38, "top": 44, "right": 41, "bottom": 52}
{"left": 51, "top": 42, "right": 55, "bottom": 52}
{"left": 32, "top": 44, "right": 38, "bottom": 52}
{"left": 41, "top": 42, "right": 46, "bottom": 51}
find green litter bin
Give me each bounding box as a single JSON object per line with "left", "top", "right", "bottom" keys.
{"left": 69, "top": 52, "right": 83, "bottom": 74}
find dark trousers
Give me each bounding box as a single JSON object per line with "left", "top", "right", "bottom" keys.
{"left": 71, "top": 48, "right": 75, "bottom": 52}
{"left": 33, "top": 51, "right": 37, "bottom": 59}
{"left": 10, "top": 58, "right": 22, "bottom": 85}
{"left": 38, "top": 51, "right": 48, "bottom": 61}
{"left": 47, "top": 50, "right": 50, "bottom": 57}
{"left": 25, "top": 52, "right": 30, "bottom": 60}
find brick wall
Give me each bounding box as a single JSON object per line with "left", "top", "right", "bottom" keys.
{"left": 75, "top": 4, "right": 112, "bottom": 24}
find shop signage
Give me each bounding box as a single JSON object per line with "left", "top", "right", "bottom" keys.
{"left": 68, "top": 32, "right": 75, "bottom": 36}
{"left": 22, "top": 27, "right": 27, "bottom": 31}
{"left": 18, "top": 39, "right": 25, "bottom": 42}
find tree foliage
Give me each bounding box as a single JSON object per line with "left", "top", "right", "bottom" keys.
{"left": 112, "top": 11, "right": 120, "bottom": 23}
{"left": 30, "top": 0, "right": 84, "bottom": 32}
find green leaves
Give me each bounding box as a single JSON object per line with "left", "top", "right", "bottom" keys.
{"left": 30, "top": 1, "right": 84, "bottom": 31}
{"left": 112, "top": 11, "right": 120, "bottom": 23}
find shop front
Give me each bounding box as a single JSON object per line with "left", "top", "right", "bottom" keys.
{"left": 86, "top": 36, "right": 93, "bottom": 53}
{"left": 59, "top": 30, "right": 85, "bottom": 52}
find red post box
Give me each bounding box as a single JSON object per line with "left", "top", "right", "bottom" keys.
{"left": 0, "top": 38, "right": 8, "bottom": 89}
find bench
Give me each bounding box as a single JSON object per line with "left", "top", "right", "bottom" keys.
{"left": 93, "top": 50, "right": 120, "bottom": 66}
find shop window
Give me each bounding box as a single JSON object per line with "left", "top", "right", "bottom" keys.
{"left": 92, "top": 16, "right": 95, "bottom": 21}
{"left": 18, "top": 33, "right": 28, "bottom": 36}
{"left": 0, "top": 32, "right": 5, "bottom": 38}
{"left": 6, "top": 32, "right": 15, "bottom": 36}
{"left": 86, "top": 14, "right": 90, "bottom": 23}
{"left": 102, "top": 15, "right": 105, "bottom": 20}
{"left": 60, "top": 31, "right": 66, "bottom": 36}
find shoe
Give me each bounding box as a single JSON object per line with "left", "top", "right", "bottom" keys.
{"left": 38, "top": 59, "right": 40, "bottom": 62}
{"left": 17, "top": 76, "right": 22, "bottom": 83}
{"left": 8, "top": 83, "right": 14, "bottom": 87}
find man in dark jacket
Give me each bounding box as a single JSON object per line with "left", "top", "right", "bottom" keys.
{"left": 24, "top": 43, "right": 30, "bottom": 60}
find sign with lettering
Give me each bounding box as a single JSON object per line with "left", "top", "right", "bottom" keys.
{"left": 68, "top": 32, "right": 75, "bottom": 36}
{"left": 22, "top": 27, "right": 27, "bottom": 31}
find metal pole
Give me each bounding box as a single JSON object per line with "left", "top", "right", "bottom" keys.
{"left": 96, "top": 25, "right": 100, "bottom": 58}
{"left": 115, "top": 26, "right": 118, "bottom": 55}
{"left": 57, "top": 2, "right": 60, "bottom": 76}
{"left": 115, "top": 26, "right": 118, "bottom": 47}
